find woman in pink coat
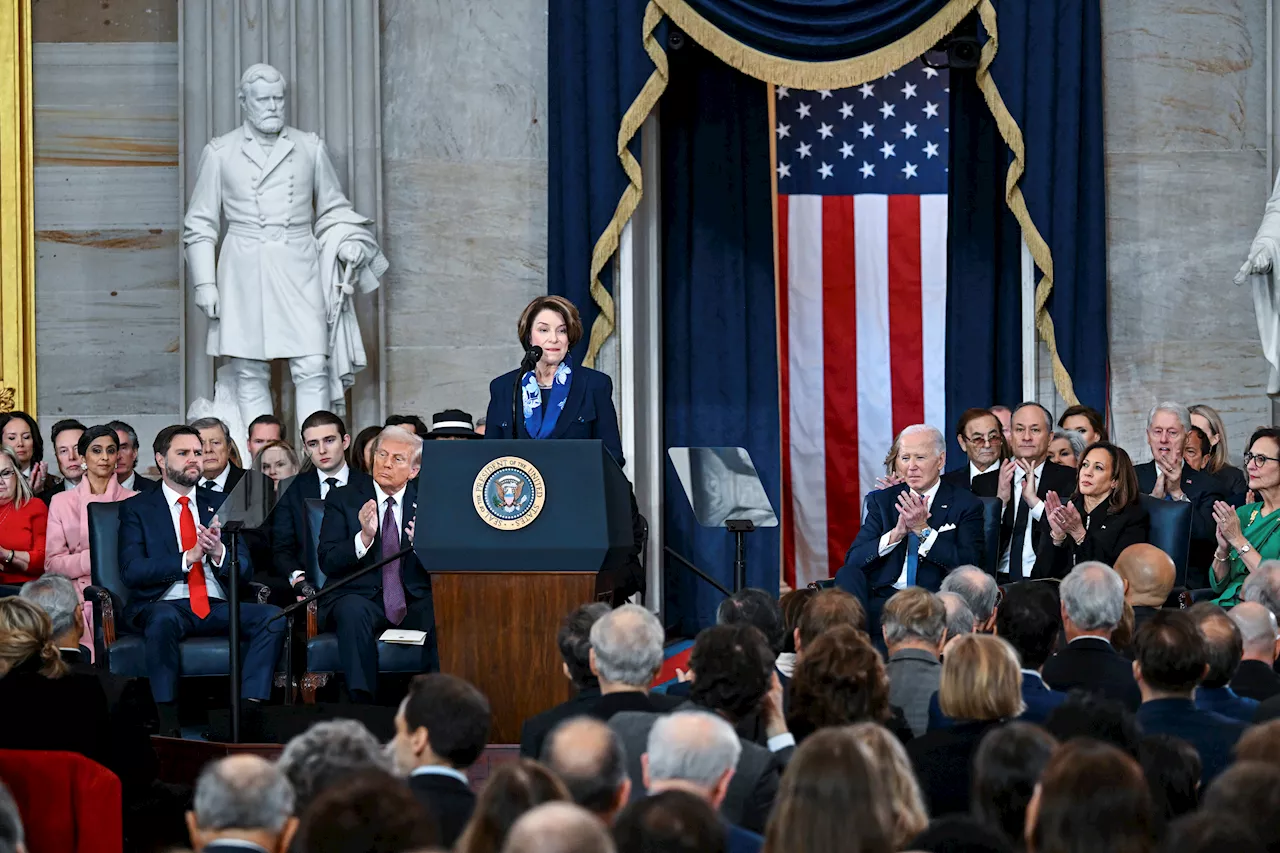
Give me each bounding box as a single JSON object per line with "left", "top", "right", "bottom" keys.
{"left": 45, "top": 425, "right": 136, "bottom": 656}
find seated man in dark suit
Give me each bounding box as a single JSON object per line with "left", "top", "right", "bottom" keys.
{"left": 1134, "top": 402, "right": 1227, "bottom": 588}
{"left": 35, "top": 419, "right": 85, "bottom": 506}
{"left": 941, "top": 408, "right": 1006, "bottom": 493}
{"left": 837, "top": 424, "right": 985, "bottom": 636}
{"left": 995, "top": 581, "right": 1068, "bottom": 723}
{"left": 520, "top": 602, "right": 611, "bottom": 758}
{"left": 118, "top": 425, "right": 286, "bottom": 732}
{"left": 543, "top": 717, "right": 632, "bottom": 826}
{"left": 391, "top": 673, "right": 490, "bottom": 848}
{"left": 1133, "top": 610, "right": 1245, "bottom": 784}
{"left": 586, "top": 604, "right": 683, "bottom": 720}
{"left": 1189, "top": 603, "right": 1258, "bottom": 722}
{"left": 1041, "top": 562, "right": 1142, "bottom": 710}
{"left": 109, "top": 420, "right": 161, "bottom": 493}
{"left": 1228, "top": 602, "right": 1280, "bottom": 701}
{"left": 317, "top": 425, "right": 434, "bottom": 702}
{"left": 1114, "top": 543, "right": 1176, "bottom": 631}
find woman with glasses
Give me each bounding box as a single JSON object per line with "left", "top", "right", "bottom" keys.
{"left": 1209, "top": 427, "right": 1280, "bottom": 606}
{"left": 0, "top": 445, "right": 47, "bottom": 585}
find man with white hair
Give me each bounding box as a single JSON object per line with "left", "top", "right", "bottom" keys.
{"left": 1242, "top": 560, "right": 1280, "bottom": 618}
{"left": 1041, "top": 561, "right": 1141, "bottom": 709}
{"left": 643, "top": 711, "right": 762, "bottom": 853}
{"left": 1228, "top": 601, "right": 1280, "bottom": 701}
{"left": 588, "top": 604, "right": 682, "bottom": 719}
{"left": 940, "top": 566, "right": 999, "bottom": 631}
{"left": 186, "top": 755, "right": 298, "bottom": 853}
{"left": 937, "top": 591, "right": 977, "bottom": 641}
{"left": 837, "top": 424, "right": 985, "bottom": 636}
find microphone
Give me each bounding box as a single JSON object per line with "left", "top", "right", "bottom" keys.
{"left": 521, "top": 346, "right": 543, "bottom": 372}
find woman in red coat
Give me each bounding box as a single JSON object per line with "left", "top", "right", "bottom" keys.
{"left": 0, "top": 445, "right": 47, "bottom": 585}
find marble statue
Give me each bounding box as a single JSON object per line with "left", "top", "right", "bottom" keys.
{"left": 183, "top": 63, "right": 388, "bottom": 428}
{"left": 1236, "top": 169, "right": 1280, "bottom": 398}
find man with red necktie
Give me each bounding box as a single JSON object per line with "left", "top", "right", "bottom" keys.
{"left": 118, "top": 425, "right": 286, "bottom": 734}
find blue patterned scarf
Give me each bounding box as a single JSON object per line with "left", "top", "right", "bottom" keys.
{"left": 521, "top": 356, "right": 573, "bottom": 439}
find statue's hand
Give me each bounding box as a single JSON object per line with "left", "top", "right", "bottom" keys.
{"left": 194, "top": 283, "right": 219, "bottom": 319}
{"left": 1236, "top": 247, "right": 1272, "bottom": 285}
{"left": 338, "top": 242, "right": 368, "bottom": 267}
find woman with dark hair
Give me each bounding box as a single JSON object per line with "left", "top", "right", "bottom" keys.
{"left": 1026, "top": 739, "right": 1155, "bottom": 853}
{"left": 1033, "top": 442, "right": 1150, "bottom": 579}
{"left": 1190, "top": 404, "right": 1248, "bottom": 496}
{"left": 1210, "top": 427, "right": 1280, "bottom": 606}
{"left": 1058, "top": 405, "right": 1107, "bottom": 446}
{"left": 971, "top": 722, "right": 1058, "bottom": 849}
{"left": 761, "top": 727, "right": 895, "bottom": 853}
{"left": 455, "top": 759, "right": 569, "bottom": 853}
{"left": 349, "top": 425, "right": 381, "bottom": 473}
{"left": 0, "top": 411, "right": 47, "bottom": 493}
{"left": 786, "top": 625, "right": 897, "bottom": 742}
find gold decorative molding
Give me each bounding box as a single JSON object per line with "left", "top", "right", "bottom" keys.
{"left": 0, "top": 0, "right": 33, "bottom": 415}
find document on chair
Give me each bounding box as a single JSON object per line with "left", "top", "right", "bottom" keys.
{"left": 380, "top": 629, "right": 428, "bottom": 646}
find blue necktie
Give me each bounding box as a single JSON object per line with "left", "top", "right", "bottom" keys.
{"left": 906, "top": 531, "right": 920, "bottom": 587}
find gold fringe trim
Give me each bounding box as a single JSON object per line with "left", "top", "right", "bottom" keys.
{"left": 973, "top": 0, "right": 1079, "bottom": 406}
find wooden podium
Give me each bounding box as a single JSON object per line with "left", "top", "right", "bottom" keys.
{"left": 417, "top": 440, "right": 633, "bottom": 745}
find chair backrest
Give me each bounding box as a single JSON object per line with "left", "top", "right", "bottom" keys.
{"left": 0, "top": 749, "right": 122, "bottom": 853}
{"left": 1140, "top": 494, "right": 1192, "bottom": 588}
{"left": 87, "top": 501, "right": 130, "bottom": 608}
{"left": 979, "top": 497, "right": 1003, "bottom": 574}
{"left": 306, "top": 498, "right": 327, "bottom": 587}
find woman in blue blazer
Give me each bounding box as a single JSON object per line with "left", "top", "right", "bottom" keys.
{"left": 483, "top": 295, "right": 624, "bottom": 467}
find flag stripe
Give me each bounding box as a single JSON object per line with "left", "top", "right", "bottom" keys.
{"left": 778, "top": 194, "right": 795, "bottom": 588}
{"left": 822, "top": 196, "right": 859, "bottom": 576}
{"left": 854, "top": 194, "right": 892, "bottom": 510}
{"left": 888, "top": 195, "right": 924, "bottom": 435}
{"left": 920, "top": 194, "right": 949, "bottom": 431}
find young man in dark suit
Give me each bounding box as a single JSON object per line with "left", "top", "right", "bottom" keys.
{"left": 117, "top": 425, "right": 286, "bottom": 731}
{"left": 941, "top": 408, "right": 1006, "bottom": 493}
{"left": 109, "top": 420, "right": 162, "bottom": 494}
{"left": 317, "top": 425, "right": 434, "bottom": 702}
{"left": 392, "top": 673, "right": 491, "bottom": 847}
{"left": 1041, "top": 562, "right": 1141, "bottom": 710}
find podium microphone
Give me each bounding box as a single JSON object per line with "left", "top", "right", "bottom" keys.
{"left": 514, "top": 346, "right": 543, "bottom": 439}
{"left": 521, "top": 346, "right": 543, "bottom": 372}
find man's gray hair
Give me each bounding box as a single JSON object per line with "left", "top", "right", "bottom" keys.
{"left": 589, "top": 604, "right": 664, "bottom": 687}
{"left": 938, "top": 592, "right": 976, "bottom": 638}
{"left": 1060, "top": 561, "right": 1125, "bottom": 631}
{"left": 1243, "top": 562, "right": 1280, "bottom": 619}
{"left": 646, "top": 711, "right": 741, "bottom": 790}
{"left": 19, "top": 574, "right": 80, "bottom": 639}
{"left": 1052, "top": 429, "right": 1087, "bottom": 460}
{"left": 276, "top": 719, "right": 391, "bottom": 814}
{"left": 189, "top": 416, "right": 231, "bottom": 443}
{"left": 502, "top": 802, "right": 616, "bottom": 853}
{"left": 881, "top": 590, "right": 946, "bottom": 647}
{"left": 194, "top": 755, "right": 294, "bottom": 833}
{"left": 940, "top": 567, "right": 999, "bottom": 623}
{"left": 899, "top": 424, "right": 945, "bottom": 456}
{"left": 239, "top": 62, "right": 286, "bottom": 94}
{"left": 372, "top": 425, "right": 423, "bottom": 467}
{"left": 1146, "top": 401, "right": 1191, "bottom": 432}
{"left": 0, "top": 780, "right": 22, "bottom": 853}
{"left": 1229, "top": 601, "right": 1279, "bottom": 653}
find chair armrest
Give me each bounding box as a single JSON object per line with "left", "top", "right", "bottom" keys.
{"left": 250, "top": 582, "right": 271, "bottom": 604}
{"left": 301, "top": 582, "right": 319, "bottom": 638}
{"left": 84, "top": 585, "right": 118, "bottom": 663}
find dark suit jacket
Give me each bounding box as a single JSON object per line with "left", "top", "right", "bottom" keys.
{"left": 316, "top": 478, "right": 430, "bottom": 600}
{"left": 590, "top": 690, "right": 684, "bottom": 720}
{"left": 836, "top": 481, "right": 985, "bottom": 601}
{"left": 408, "top": 771, "right": 475, "bottom": 848}
{"left": 1196, "top": 685, "right": 1258, "bottom": 723}
{"left": 727, "top": 822, "right": 764, "bottom": 853}
{"left": 907, "top": 719, "right": 1003, "bottom": 815}
{"left": 210, "top": 464, "right": 246, "bottom": 493}
{"left": 1232, "top": 659, "right": 1280, "bottom": 702}
{"left": 973, "top": 459, "right": 1077, "bottom": 571}
{"left": 0, "top": 658, "right": 114, "bottom": 773}
{"left": 941, "top": 467, "right": 973, "bottom": 492}
{"left": 1134, "top": 461, "right": 1225, "bottom": 543}
{"left": 117, "top": 485, "right": 254, "bottom": 611}
{"left": 484, "top": 365, "right": 625, "bottom": 467}
{"left": 272, "top": 468, "right": 374, "bottom": 584}
{"left": 130, "top": 472, "right": 161, "bottom": 494}
{"left": 35, "top": 477, "right": 68, "bottom": 507}
{"left": 520, "top": 685, "right": 603, "bottom": 758}
{"left": 1217, "top": 465, "right": 1249, "bottom": 500}
{"left": 1041, "top": 637, "right": 1141, "bottom": 710}
{"left": 1136, "top": 698, "right": 1244, "bottom": 784}
{"left": 1133, "top": 605, "right": 1162, "bottom": 632}
{"left": 60, "top": 649, "right": 158, "bottom": 791}
{"left": 1032, "top": 497, "right": 1150, "bottom": 580}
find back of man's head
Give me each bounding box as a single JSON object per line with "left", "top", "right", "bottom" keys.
{"left": 1114, "top": 544, "right": 1176, "bottom": 607}
{"left": 501, "top": 801, "right": 616, "bottom": 853}
{"left": 1060, "top": 561, "right": 1125, "bottom": 635}
{"left": 296, "top": 769, "right": 437, "bottom": 853}
{"left": 796, "top": 588, "right": 866, "bottom": 651}
{"left": 938, "top": 592, "right": 976, "bottom": 639}
{"left": 940, "top": 567, "right": 999, "bottom": 626}
{"left": 400, "top": 673, "right": 491, "bottom": 770}
{"left": 277, "top": 719, "right": 392, "bottom": 815}
{"left": 644, "top": 711, "right": 741, "bottom": 801}
{"left": 1044, "top": 692, "right": 1142, "bottom": 759}
{"left": 1244, "top": 562, "right": 1280, "bottom": 619}
{"left": 716, "top": 588, "right": 785, "bottom": 655}
{"left": 880, "top": 587, "right": 945, "bottom": 652}
{"left": 686, "top": 623, "right": 773, "bottom": 723}
{"left": 995, "top": 582, "right": 1062, "bottom": 671}
{"left": 560, "top": 603, "right": 611, "bottom": 691}
{"left": 1231, "top": 601, "right": 1280, "bottom": 663}
{"left": 189, "top": 755, "right": 296, "bottom": 850}
{"left": 543, "top": 717, "right": 630, "bottom": 821}
{"left": 18, "top": 575, "right": 80, "bottom": 644}
{"left": 1198, "top": 761, "right": 1280, "bottom": 852}
{"left": 613, "top": 791, "right": 726, "bottom": 853}
{"left": 589, "top": 604, "right": 664, "bottom": 689}
{"left": 1189, "top": 603, "right": 1243, "bottom": 689}
{"left": 1134, "top": 610, "right": 1208, "bottom": 696}
{"left": 0, "top": 781, "right": 23, "bottom": 853}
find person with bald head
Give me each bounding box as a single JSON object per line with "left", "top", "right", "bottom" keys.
{"left": 1114, "top": 544, "right": 1177, "bottom": 631}
{"left": 500, "top": 802, "right": 616, "bottom": 853}
{"left": 1228, "top": 601, "right": 1280, "bottom": 701}
{"left": 543, "top": 717, "right": 632, "bottom": 825}
{"left": 1188, "top": 603, "right": 1258, "bottom": 722}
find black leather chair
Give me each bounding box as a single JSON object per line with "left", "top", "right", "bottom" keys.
{"left": 979, "top": 496, "right": 1002, "bottom": 574}
{"left": 300, "top": 498, "right": 423, "bottom": 702}
{"left": 1140, "top": 494, "right": 1192, "bottom": 588}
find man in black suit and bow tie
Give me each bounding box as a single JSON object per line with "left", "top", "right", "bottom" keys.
{"left": 317, "top": 425, "right": 435, "bottom": 702}
{"left": 837, "top": 424, "right": 985, "bottom": 636}
{"left": 186, "top": 755, "right": 299, "bottom": 853}
{"left": 941, "top": 408, "right": 1006, "bottom": 492}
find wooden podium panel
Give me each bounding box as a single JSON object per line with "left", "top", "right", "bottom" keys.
{"left": 431, "top": 571, "right": 599, "bottom": 744}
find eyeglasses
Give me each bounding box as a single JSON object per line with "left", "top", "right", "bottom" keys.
{"left": 966, "top": 433, "right": 1002, "bottom": 446}
{"left": 1245, "top": 452, "right": 1280, "bottom": 468}
{"left": 0, "top": 470, "right": 14, "bottom": 479}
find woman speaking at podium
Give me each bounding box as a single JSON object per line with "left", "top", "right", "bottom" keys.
{"left": 483, "top": 295, "right": 624, "bottom": 466}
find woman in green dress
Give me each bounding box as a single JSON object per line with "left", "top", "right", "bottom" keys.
{"left": 1210, "top": 427, "right": 1280, "bottom": 606}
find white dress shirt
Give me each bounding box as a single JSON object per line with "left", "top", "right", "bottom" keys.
{"left": 353, "top": 482, "right": 408, "bottom": 559}
{"left": 201, "top": 465, "right": 232, "bottom": 492}
{"left": 120, "top": 471, "right": 138, "bottom": 491}
{"left": 877, "top": 480, "right": 942, "bottom": 589}
{"left": 318, "top": 463, "right": 350, "bottom": 499}
{"left": 969, "top": 460, "right": 998, "bottom": 482}
{"left": 998, "top": 460, "right": 1046, "bottom": 577}
{"left": 408, "top": 765, "right": 470, "bottom": 784}
{"left": 62, "top": 477, "right": 78, "bottom": 492}
{"left": 159, "top": 482, "right": 226, "bottom": 602}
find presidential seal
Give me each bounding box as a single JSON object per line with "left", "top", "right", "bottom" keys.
{"left": 472, "top": 456, "right": 547, "bottom": 530}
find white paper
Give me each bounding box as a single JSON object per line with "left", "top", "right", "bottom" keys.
{"left": 379, "top": 629, "right": 428, "bottom": 646}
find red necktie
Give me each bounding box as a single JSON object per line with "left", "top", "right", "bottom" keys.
{"left": 177, "top": 496, "right": 210, "bottom": 619}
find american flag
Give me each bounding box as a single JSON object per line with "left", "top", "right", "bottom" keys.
{"left": 777, "top": 60, "right": 950, "bottom": 589}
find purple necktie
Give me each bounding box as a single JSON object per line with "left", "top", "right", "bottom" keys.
{"left": 380, "top": 496, "right": 407, "bottom": 625}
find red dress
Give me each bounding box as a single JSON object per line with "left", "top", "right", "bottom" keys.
{"left": 0, "top": 498, "right": 47, "bottom": 584}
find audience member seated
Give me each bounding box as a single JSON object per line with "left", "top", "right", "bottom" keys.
{"left": 788, "top": 624, "right": 902, "bottom": 743}
{"left": 1189, "top": 602, "right": 1258, "bottom": 721}
{"left": 1190, "top": 404, "right": 1249, "bottom": 497}
{"left": 1048, "top": 429, "right": 1085, "bottom": 468}
{"left": 252, "top": 440, "right": 300, "bottom": 492}
{"left": 586, "top": 604, "right": 679, "bottom": 719}
{"left": 1132, "top": 610, "right": 1246, "bottom": 783}
{"left": 1196, "top": 761, "right": 1280, "bottom": 853}
{"left": 1034, "top": 442, "right": 1149, "bottom": 579}
{"left": 108, "top": 421, "right": 160, "bottom": 494}
{"left": 939, "top": 566, "right": 999, "bottom": 632}
{"left": 0, "top": 446, "right": 47, "bottom": 585}
{"left": 775, "top": 587, "right": 813, "bottom": 679}
{"left": 385, "top": 414, "right": 431, "bottom": 440}
{"left": 277, "top": 719, "right": 394, "bottom": 817}
{"left": 297, "top": 769, "right": 437, "bottom": 853}
{"left": 1242, "top": 560, "right": 1280, "bottom": 619}
{"left": 836, "top": 424, "right": 985, "bottom": 634}
{"left": 1044, "top": 691, "right": 1142, "bottom": 758}
{"left": 188, "top": 418, "right": 244, "bottom": 494}
{"left": 245, "top": 414, "right": 284, "bottom": 461}
{"left": 614, "top": 791, "right": 725, "bottom": 853}
{"left": 501, "top": 802, "right": 615, "bottom": 853}
{"left": 847, "top": 723, "right": 928, "bottom": 848}
{"left": 392, "top": 673, "right": 491, "bottom": 847}
{"left": 543, "top": 717, "right": 631, "bottom": 825}
{"left": 1210, "top": 427, "right": 1280, "bottom": 606}
{"left": 1024, "top": 739, "right": 1155, "bottom": 853}
{"left": 36, "top": 419, "right": 85, "bottom": 505}
{"left": 909, "top": 815, "right": 1014, "bottom": 853}
{"left": 1229, "top": 601, "right": 1280, "bottom": 700}
{"left": 185, "top": 755, "right": 298, "bottom": 853}
{"left": 906, "top": 634, "right": 1024, "bottom": 815}
{"left": 456, "top": 760, "right": 569, "bottom": 853}
{"left": 1163, "top": 811, "right": 1266, "bottom": 853}
{"left": 943, "top": 408, "right": 1007, "bottom": 491}
{"left": 992, "top": 581, "right": 1068, "bottom": 723}
{"left": 520, "top": 602, "right": 611, "bottom": 757}
{"left": 793, "top": 588, "right": 866, "bottom": 656}
{"left": 1114, "top": 543, "right": 1177, "bottom": 631}
{"left": 1139, "top": 734, "right": 1202, "bottom": 825}
{"left": 1185, "top": 425, "right": 1215, "bottom": 475}
{"left": 1235, "top": 720, "right": 1280, "bottom": 765}
{"left": 970, "top": 722, "right": 1057, "bottom": 848}
{"left": 1, "top": 411, "right": 48, "bottom": 494}
{"left": 423, "top": 409, "right": 483, "bottom": 441}
{"left": 937, "top": 592, "right": 976, "bottom": 639}
{"left": 1059, "top": 404, "right": 1107, "bottom": 447}
{"left": 881, "top": 587, "right": 945, "bottom": 737}
{"left": 350, "top": 425, "right": 381, "bottom": 473}
{"left": 1041, "top": 562, "right": 1141, "bottom": 709}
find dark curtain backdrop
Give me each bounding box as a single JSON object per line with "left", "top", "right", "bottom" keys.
{"left": 661, "top": 42, "right": 779, "bottom": 636}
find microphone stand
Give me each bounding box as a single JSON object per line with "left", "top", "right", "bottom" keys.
{"left": 270, "top": 545, "right": 417, "bottom": 626}
{"left": 511, "top": 348, "right": 541, "bottom": 440}
{"left": 222, "top": 520, "right": 245, "bottom": 743}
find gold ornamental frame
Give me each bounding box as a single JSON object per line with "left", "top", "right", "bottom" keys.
{"left": 0, "top": 0, "right": 33, "bottom": 415}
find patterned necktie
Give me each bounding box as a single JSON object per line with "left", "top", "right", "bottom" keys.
{"left": 177, "top": 496, "right": 210, "bottom": 618}
{"left": 906, "top": 531, "right": 920, "bottom": 587}
{"left": 381, "top": 497, "right": 407, "bottom": 625}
